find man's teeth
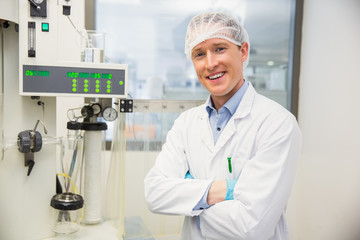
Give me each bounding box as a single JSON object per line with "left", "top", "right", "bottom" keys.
{"left": 208, "top": 72, "right": 224, "bottom": 80}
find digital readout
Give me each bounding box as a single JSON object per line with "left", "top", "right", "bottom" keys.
{"left": 68, "top": 72, "right": 112, "bottom": 80}
{"left": 25, "top": 70, "right": 50, "bottom": 77}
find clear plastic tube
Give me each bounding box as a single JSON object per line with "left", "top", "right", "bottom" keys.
{"left": 28, "top": 24, "right": 36, "bottom": 52}
{"left": 103, "top": 107, "right": 126, "bottom": 237}
{"left": 2, "top": 136, "right": 61, "bottom": 153}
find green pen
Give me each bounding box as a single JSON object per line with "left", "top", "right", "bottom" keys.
{"left": 227, "top": 156, "right": 232, "bottom": 173}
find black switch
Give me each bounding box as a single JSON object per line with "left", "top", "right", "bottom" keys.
{"left": 63, "top": 6, "right": 71, "bottom": 16}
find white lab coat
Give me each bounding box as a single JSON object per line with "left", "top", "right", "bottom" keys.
{"left": 144, "top": 83, "right": 302, "bottom": 240}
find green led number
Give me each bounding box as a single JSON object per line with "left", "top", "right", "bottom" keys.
{"left": 91, "top": 73, "right": 101, "bottom": 79}
{"left": 67, "top": 72, "right": 78, "bottom": 78}
{"left": 38, "top": 71, "right": 49, "bottom": 77}
{"left": 26, "top": 70, "right": 37, "bottom": 76}
{"left": 79, "top": 72, "right": 89, "bottom": 78}
{"left": 102, "top": 74, "right": 112, "bottom": 80}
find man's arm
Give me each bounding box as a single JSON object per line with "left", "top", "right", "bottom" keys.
{"left": 144, "top": 114, "right": 212, "bottom": 217}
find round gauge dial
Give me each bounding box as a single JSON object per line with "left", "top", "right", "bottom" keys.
{"left": 102, "top": 107, "right": 118, "bottom": 121}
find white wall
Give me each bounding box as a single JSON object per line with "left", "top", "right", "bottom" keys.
{"left": 287, "top": 1, "right": 360, "bottom": 240}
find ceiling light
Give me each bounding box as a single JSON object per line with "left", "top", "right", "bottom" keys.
{"left": 267, "top": 60, "right": 275, "bottom": 66}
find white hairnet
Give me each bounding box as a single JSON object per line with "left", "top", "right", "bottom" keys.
{"left": 184, "top": 11, "right": 250, "bottom": 67}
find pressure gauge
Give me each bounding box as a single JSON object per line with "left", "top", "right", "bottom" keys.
{"left": 102, "top": 107, "right": 118, "bottom": 121}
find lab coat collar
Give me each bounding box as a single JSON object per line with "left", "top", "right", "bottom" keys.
{"left": 232, "top": 81, "right": 255, "bottom": 119}
{"left": 198, "top": 82, "right": 256, "bottom": 151}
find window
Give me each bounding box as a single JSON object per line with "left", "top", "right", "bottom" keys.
{"left": 95, "top": 0, "right": 299, "bottom": 110}
{"left": 93, "top": 1, "right": 302, "bottom": 238}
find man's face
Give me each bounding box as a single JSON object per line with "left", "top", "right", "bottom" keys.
{"left": 191, "top": 38, "right": 249, "bottom": 106}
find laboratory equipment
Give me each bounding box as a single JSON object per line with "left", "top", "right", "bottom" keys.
{"left": 0, "top": 0, "right": 128, "bottom": 239}
{"left": 51, "top": 192, "right": 84, "bottom": 234}
{"left": 17, "top": 120, "right": 45, "bottom": 176}
{"left": 57, "top": 131, "right": 83, "bottom": 194}
{"left": 21, "top": 63, "right": 127, "bottom": 98}
{"left": 64, "top": 101, "right": 121, "bottom": 225}
{"left": 81, "top": 30, "right": 105, "bottom": 63}
{"left": 66, "top": 103, "right": 109, "bottom": 224}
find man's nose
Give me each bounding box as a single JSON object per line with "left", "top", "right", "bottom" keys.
{"left": 205, "top": 52, "right": 218, "bottom": 70}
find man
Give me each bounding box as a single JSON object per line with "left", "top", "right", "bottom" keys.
{"left": 144, "top": 11, "right": 302, "bottom": 240}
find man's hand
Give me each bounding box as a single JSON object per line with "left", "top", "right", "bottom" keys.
{"left": 185, "top": 172, "right": 237, "bottom": 205}
{"left": 207, "top": 179, "right": 237, "bottom": 205}
{"left": 207, "top": 180, "right": 226, "bottom": 205}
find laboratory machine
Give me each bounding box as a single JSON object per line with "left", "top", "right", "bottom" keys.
{"left": 0, "top": 0, "right": 128, "bottom": 239}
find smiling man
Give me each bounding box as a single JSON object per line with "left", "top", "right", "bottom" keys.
{"left": 144, "top": 11, "right": 302, "bottom": 240}
{"left": 191, "top": 39, "right": 248, "bottom": 110}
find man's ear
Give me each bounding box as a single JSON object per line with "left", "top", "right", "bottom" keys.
{"left": 240, "top": 42, "right": 249, "bottom": 63}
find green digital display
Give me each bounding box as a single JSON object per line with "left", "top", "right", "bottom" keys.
{"left": 102, "top": 73, "right": 112, "bottom": 79}
{"left": 90, "top": 73, "right": 101, "bottom": 79}
{"left": 79, "top": 72, "right": 89, "bottom": 78}
{"left": 26, "top": 70, "right": 49, "bottom": 77}
{"left": 26, "top": 70, "right": 38, "bottom": 76}
{"left": 38, "top": 71, "right": 49, "bottom": 76}
{"left": 67, "top": 72, "right": 78, "bottom": 78}
{"left": 67, "top": 72, "right": 113, "bottom": 80}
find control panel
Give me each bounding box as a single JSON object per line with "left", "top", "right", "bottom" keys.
{"left": 21, "top": 62, "right": 128, "bottom": 98}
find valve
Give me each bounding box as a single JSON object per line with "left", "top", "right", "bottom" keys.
{"left": 18, "top": 130, "right": 42, "bottom": 176}
{"left": 17, "top": 120, "right": 46, "bottom": 176}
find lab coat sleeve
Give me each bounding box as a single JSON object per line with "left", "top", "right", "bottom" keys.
{"left": 199, "top": 113, "right": 302, "bottom": 240}
{"left": 144, "top": 113, "right": 212, "bottom": 217}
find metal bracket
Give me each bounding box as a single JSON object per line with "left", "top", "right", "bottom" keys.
{"left": 119, "top": 99, "right": 133, "bottom": 113}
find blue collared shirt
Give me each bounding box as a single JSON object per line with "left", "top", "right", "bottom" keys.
{"left": 206, "top": 80, "right": 249, "bottom": 145}
{"left": 193, "top": 80, "right": 249, "bottom": 211}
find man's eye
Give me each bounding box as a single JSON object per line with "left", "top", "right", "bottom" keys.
{"left": 216, "top": 47, "right": 225, "bottom": 52}
{"left": 194, "top": 52, "right": 204, "bottom": 58}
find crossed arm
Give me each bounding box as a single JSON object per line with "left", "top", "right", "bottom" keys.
{"left": 144, "top": 113, "right": 301, "bottom": 239}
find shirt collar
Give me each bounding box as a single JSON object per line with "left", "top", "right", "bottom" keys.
{"left": 206, "top": 79, "right": 249, "bottom": 116}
